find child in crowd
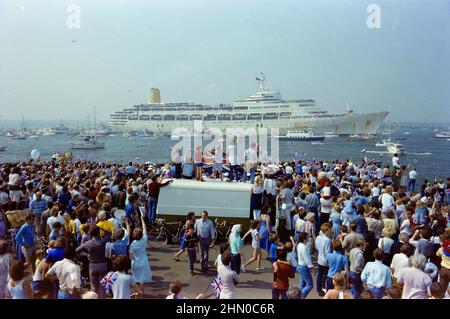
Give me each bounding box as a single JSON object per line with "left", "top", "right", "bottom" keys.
{"left": 268, "top": 233, "right": 279, "bottom": 264}
{"left": 242, "top": 220, "right": 262, "bottom": 271}
{"left": 214, "top": 243, "right": 229, "bottom": 270}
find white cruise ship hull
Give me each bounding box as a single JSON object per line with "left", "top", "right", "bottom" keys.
{"left": 108, "top": 75, "right": 388, "bottom": 136}
{"left": 109, "top": 111, "right": 387, "bottom": 135}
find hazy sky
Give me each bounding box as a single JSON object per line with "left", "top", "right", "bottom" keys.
{"left": 0, "top": 0, "right": 449, "bottom": 123}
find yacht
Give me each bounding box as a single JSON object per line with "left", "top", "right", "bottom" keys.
{"left": 0, "top": 145, "right": 6, "bottom": 151}
{"left": 72, "top": 106, "right": 105, "bottom": 149}
{"left": 387, "top": 143, "right": 406, "bottom": 155}
{"left": 108, "top": 74, "right": 388, "bottom": 135}
{"left": 435, "top": 131, "right": 450, "bottom": 138}
{"left": 276, "top": 129, "right": 325, "bottom": 141}
{"left": 71, "top": 135, "right": 105, "bottom": 149}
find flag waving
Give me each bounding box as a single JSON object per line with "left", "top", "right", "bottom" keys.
{"left": 211, "top": 275, "right": 223, "bottom": 299}
{"left": 100, "top": 271, "right": 118, "bottom": 291}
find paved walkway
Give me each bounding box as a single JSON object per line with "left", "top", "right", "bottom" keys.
{"left": 143, "top": 243, "right": 321, "bottom": 299}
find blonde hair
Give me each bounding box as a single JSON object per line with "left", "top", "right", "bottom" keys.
{"left": 306, "top": 212, "right": 315, "bottom": 221}
{"left": 253, "top": 176, "right": 262, "bottom": 187}
{"left": 333, "top": 273, "right": 347, "bottom": 290}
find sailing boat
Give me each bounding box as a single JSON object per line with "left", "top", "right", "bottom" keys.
{"left": 375, "top": 115, "right": 394, "bottom": 147}
{"left": 71, "top": 106, "right": 105, "bottom": 149}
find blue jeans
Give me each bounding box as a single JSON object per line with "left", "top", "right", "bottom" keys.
{"left": 58, "top": 290, "right": 80, "bottom": 299}
{"left": 187, "top": 248, "right": 196, "bottom": 273}
{"left": 243, "top": 167, "right": 256, "bottom": 184}
{"left": 326, "top": 276, "right": 334, "bottom": 291}
{"left": 348, "top": 271, "right": 363, "bottom": 299}
{"left": 316, "top": 265, "right": 328, "bottom": 293}
{"left": 367, "top": 286, "right": 386, "bottom": 299}
{"left": 148, "top": 196, "right": 158, "bottom": 222}
{"left": 298, "top": 265, "right": 313, "bottom": 299}
{"left": 408, "top": 179, "right": 416, "bottom": 193}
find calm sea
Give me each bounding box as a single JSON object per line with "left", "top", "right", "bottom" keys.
{"left": 0, "top": 124, "right": 449, "bottom": 185}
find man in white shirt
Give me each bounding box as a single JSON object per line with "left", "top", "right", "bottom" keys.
{"left": 243, "top": 142, "right": 258, "bottom": 184}
{"left": 315, "top": 224, "right": 332, "bottom": 296}
{"left": 380, "top": 186, "right": 395, "bottom": 215}
{"left": 408, "top": 168, "right": 417, "bottom": 193}
{"left": 45, "top": 247, "right": 81, "bottom": 299}
{"left": 390, "top": 244, "right": 410, "bottom": 280}
{"left": 392, "top": 154, "right": 400, "bottom": 169}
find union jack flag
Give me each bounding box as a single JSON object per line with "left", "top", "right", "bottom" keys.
{"left": 100, "top": 271, "right": 118, "bottom": 291}
{"left": 211, "top": 275, "right": 223, "bottom": 299}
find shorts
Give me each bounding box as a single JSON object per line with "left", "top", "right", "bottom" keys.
{"left": 21, "top": 246, "right": 36, "bottom": 260}
{"left": 213, "top": 163, "right": 223, "bottom": 172}
{"left": 195, "top": 163, "right": 203, "bottom": 167}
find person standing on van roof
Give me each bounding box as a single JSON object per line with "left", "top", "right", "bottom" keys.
{"left": 194, "top": 211, "right": 216, "bottom": 273}
{"left": 147, "top": 176, "right": 172, "bottom": 223}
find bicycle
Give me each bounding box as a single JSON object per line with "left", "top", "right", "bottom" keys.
{"left": 148, "top": 218, "right": 184, "bottom": 249}
{"left": 212, "top": 218, "right": 233, "bottom": 246}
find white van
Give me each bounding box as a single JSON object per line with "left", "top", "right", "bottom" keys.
{"left": 157, "top": 179, "right": 252, "bottom": 225}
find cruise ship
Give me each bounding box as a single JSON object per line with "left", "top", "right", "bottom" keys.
{"left": 108, "top": 74, "right": 388, "bottom": 135}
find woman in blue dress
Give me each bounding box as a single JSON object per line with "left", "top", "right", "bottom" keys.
{"left": 329, "top": 204, "right": 342, "bottom": 240}
{"left": 130, "top": 214, "right": 152, "bottom": 296}
{"left": 258, "top": 207, "right": 271, "bottom": 259}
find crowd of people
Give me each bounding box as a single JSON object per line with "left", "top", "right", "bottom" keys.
{"left": 0, "top": 148, "right": 448, "bottom": 299}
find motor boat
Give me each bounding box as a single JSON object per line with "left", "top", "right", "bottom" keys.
{"left": 71, "top": 135, "right": 105, "bottom": 149}
{"left": 387, "top": 143, "right": 406, "bottom": 155}
{"left": 435, "top": 131, "right": 450, "bottom": 138}
{"left": 0, "top": 145, "right": 6, "bottom": 151}
{"left": 276, "top": 129, "right": 325, "bottom": 141}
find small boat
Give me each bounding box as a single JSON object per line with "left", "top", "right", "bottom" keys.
{"left": 375, "top": 140, "right": 394, "bottom": 147}
{"left": 387, "top": 143, "right": 406, "bottom": 155}
{"left": 404, "top": 132, "right": 411, "bottom": 135}
{"left": 311, "top": 141, "right": 324, "bottom": 145}
{"left": 71, "top": 136, "right": 105, "bottom": 149}
{"left": 276, "top": 129, "right": 325, "bottom": 142}
{"left": 435, "top": 131, "right": 450, "bottom": 138}
{"left": 0, "top": 146, "right": 6, "bottom": 151}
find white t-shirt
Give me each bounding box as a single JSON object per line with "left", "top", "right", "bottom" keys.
{"left": 9, "top": 190, "right": 24, "bottom": 203}
{"left": 408, "top": 170, "right": 417, "bottom": 179}
{"left": 227, "top": 145, "right": 237, "bottom": 166}
{"left": 390, "top": 253, "right": 409, "bottom": 279}
{"left": 8, "top": 174, "right": 20, "bottom": 186}
{"left": 47, "top": 215, "right": 65, "bottom": 232}
{"left": 285, "top": 166, "right": 294, "bottom": 174}
{"left": 320, "top": 198, "right": 332, "bottom": 214}
{"left": 371, "top": 187, "right": 380, "bottom": 197}
{"left": 392, "top": 156, "right": 400, "bottom": 168}
{"left": 381, "top": 193, "right": 395, "bottom": 209}
{"left": 218, "top": 265, "right": 239, "bottom": 299}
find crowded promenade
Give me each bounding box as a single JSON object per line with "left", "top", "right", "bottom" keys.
{"left": 0, "top": 148, "right": 449, "bottom": 299}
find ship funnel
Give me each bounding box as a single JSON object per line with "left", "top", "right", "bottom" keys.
{"left": 147, "top": 88, "right": 161, "bottom": 104}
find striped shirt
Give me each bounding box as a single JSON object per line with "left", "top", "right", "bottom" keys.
{"left": 30, "top": 199, "right": 48, "bottom": 214}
